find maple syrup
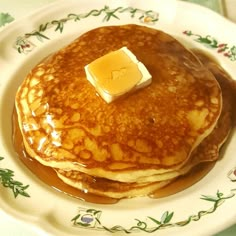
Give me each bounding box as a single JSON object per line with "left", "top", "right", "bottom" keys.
{"left": 12, "top": 110, "right": 118, "bottom": 204}
{"left": 12, "top": 49, "right": 236, "bottom": 204}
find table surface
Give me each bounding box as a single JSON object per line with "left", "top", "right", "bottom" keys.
{"left": 0, "top": 0, "right": 236, "bottom": 235}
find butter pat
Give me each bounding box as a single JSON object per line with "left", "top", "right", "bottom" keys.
{"left": 84, "top": 47, "right": 152, "bottom": 103}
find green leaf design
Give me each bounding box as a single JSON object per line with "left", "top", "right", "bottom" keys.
{"left": 229, "top": 46, "right": 236, "bottom": 61}
{"left": 14, "top": 5, "right": 159, "bottom": 54}
{"left": 86, "top": 209, "right": 101, "bottom": 216}
{"left": 195, "top": 36, "right": 212, "bottom": 44}
{"left": 72, "top": 189, "right": 236, "bottom": 233}
{"left": 231, "top": 46, "right": 236, "bottom": 54}
{"left": 25, "top": 31, "right": 50, "bottom": 41}
{"left": 71, "top": 213, "right": 81, "bottom": 223}
{"left": 160, "top": 211, "right": 169, "bottom": 223}
{"left": 0, "top": 12, "right": 14, "bottom": 27}
{"left": 39, "top": 23, "right": 50, "bottom": 32}
{"left": 0, "top": 157, "right": 30, "bottom": 198}
{"left": 211, "top": 39, "right": 219, "bottom": 48}
{"left": 200, "top": 195, "right": 219, "bottom": 202}
{"left": 164, "top": 211, "right": 174, "bottom": 224}
{"left": 147, "top": 216, "right": 161, "bottom": 225}
{"left": 183, "top": 30, "right": 236, "bottom": 61}
{"left": 77, "top": 222, "right": 90, "bottom": 227}
{"left": 52, "top": 20, "right": 65, "bottom": 33}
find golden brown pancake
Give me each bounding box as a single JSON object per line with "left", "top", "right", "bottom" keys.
{"left": 55, "top": 50, "right": 235, "bottom": 199}
{"left": 56, "top": 169, "right": 173, "bottom": 199}
{"left": 14, "top": 24, "right": 228, "bottom": 199}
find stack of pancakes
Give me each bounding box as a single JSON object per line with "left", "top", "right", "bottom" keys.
{"left": 14, "top": 25, "right": 234, "bottom": 199}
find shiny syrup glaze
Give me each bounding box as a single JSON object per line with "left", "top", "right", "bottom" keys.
{"left": 12, "top": 49, "right": 236, "bottom": 204}
{"left": 12, "top": 110, "right": 118, "bottom": 204}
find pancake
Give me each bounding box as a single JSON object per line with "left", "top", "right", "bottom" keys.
{"left": 56, "top": 169, "right": 173, "bottom": 199}
{"left": 55, "top": 49, "right": 235, "bottom": 199}
{"left": 15, "top": 25, "right": 222, "bottom": 181}
{"left": 13, "top": 24, "right": 228, "bottom": 200}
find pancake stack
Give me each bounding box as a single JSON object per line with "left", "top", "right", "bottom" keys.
{"left": 14, "top": 24, "right": 234, "bottom": 199}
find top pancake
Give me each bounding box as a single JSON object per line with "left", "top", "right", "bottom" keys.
{"left": 15, "top": 25, "right": 222, "bottom": 180}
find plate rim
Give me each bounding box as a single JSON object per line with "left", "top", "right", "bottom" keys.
{"left": 0, "top": 0, "right": 236, "bottom": 235}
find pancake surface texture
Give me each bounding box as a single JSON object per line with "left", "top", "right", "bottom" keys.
{"left": 14, "top": 25, "right": 225, "bottom": 199}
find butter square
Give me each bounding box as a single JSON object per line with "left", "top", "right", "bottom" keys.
{"left": 84, "top": 47, "right": 152, "bottom": 103}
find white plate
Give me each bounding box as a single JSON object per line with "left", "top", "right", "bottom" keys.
{"left": 0, "top": 0, "right": 236, "bottom": 235}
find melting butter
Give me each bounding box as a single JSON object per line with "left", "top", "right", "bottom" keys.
{"left": 85, "top": 47, "right": 152, "bottom": 103}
